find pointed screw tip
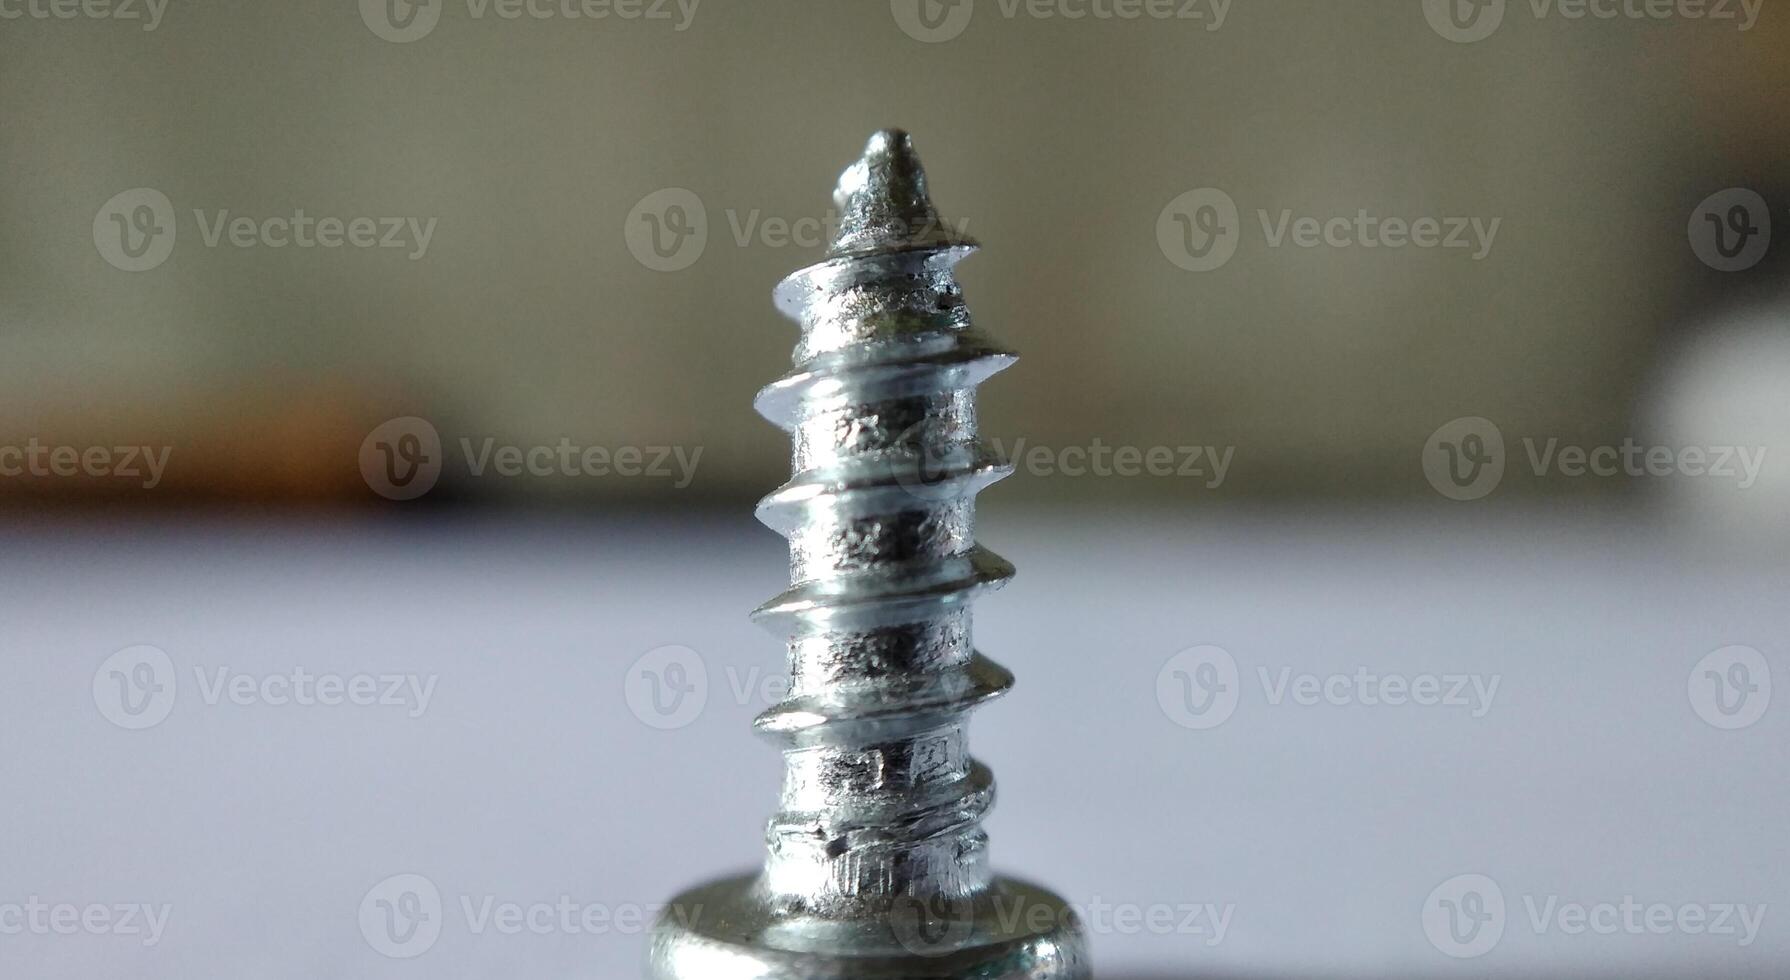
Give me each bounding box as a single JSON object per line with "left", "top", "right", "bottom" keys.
{"left": 824, "top": 129, "right": 975, "bottom": 260}
{"left": 862, "top": 128, "right": 914, "bottom": 156}
{"left": 837, "top": 129, "right": 927, "bottom": 202}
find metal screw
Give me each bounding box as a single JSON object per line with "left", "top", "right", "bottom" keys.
{"left": 648, "top": 130, "right": 1091, "bottom": 979}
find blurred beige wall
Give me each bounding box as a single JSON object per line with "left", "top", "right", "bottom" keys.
{"left": 2, "top": 1, "right": 1786, "bottom": 506}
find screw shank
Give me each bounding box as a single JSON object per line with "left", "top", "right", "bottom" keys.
{"left": 650, "top": 130, "right": 1090, "bottom": 978}
{"left": 748, "top": 131, "right": 1023, "bottom": 913}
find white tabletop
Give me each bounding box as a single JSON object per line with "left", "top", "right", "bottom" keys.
{"left": 4, "top": 506, "right": 1784, "bottom": 979}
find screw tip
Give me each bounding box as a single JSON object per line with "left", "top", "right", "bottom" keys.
{"left": 828, "top": 129, "right": 973, "bottom": 259}
{"left": 862, "top": 127, "right": 914, "bottom": 157}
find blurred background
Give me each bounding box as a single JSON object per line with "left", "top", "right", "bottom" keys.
{"left": 4, "top": 2, "right": 1789, "bottom": 979}
{"left": 4, "top": 0, "right": 1788, "bottom": 512}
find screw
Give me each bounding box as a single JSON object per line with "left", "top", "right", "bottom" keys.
{"left": 647, "top": 130, "right": 1090, "bottom": 979}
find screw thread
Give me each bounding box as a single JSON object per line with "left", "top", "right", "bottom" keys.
{"left": 750, "top": 130, "right": 1017, "bottom": 914}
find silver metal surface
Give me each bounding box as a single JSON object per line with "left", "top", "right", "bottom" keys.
{"left": 647, "top": 131, "right": 1090, "bottom": 979}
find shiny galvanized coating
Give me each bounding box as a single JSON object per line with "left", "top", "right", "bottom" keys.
{"left": 648, "top": 130, "right": 1090, "bottom": 980}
